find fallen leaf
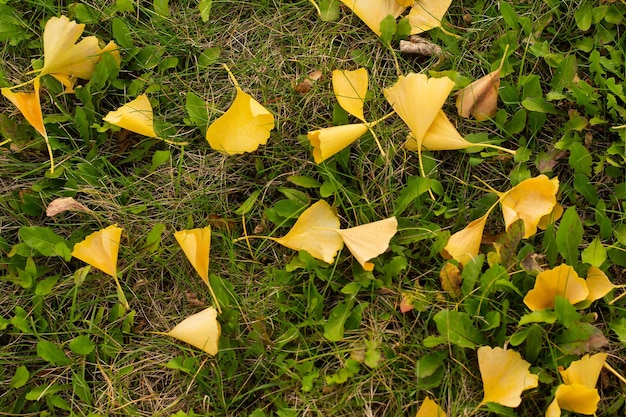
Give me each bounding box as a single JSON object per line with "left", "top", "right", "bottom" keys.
{"left": 46, "top": 197, "right": 91, "bottom": 217}
{"left": 520, "top": 252, "right": 545, "bottom": 275}
{"left": 407, "top": 0, "right": 452, "bottom": 35}
{"left": 185, "top": 291, "right": 206, "bottom": 307}
{"left": 166, "top": 307, "right": 220, "bottom": 355}
{"left": 1, "top": 78, "right": 46, "bottom": 140}
{"left": 456, "top": 48, "right": 508, "bottom": 121}
{"left": 332, "top": 68, "right": 368, "bottom": 122}
{"left": 334, "top": 217, "right": 398, "bottom": 270}
{"left": 293, "top": 69, "right": 322, "bottom": 94}
{"left": 307, "top": 123, "right": 369, "bottom": 163}
{"left": 399, "top": 35, "right": 442, "bottom": 56}
{"left": 71, "top": 224, "right": 122, "bottom": 278}
{"left": 585, "top": 267, "right": 616, "bottom": 302}
{"left": 441, "top": 213, "right": 489, "bottom": 266}
{"left": 477, "top": 346, "right": 539, "bottom": 407}
{"left": 174, "top": 227, "right": 211, "bottom": 287}
{"left": 546, "top": 384, "right": 600, "bottom": 417}
{"left": 103, "top": 95, "right": 158, "bottom": 138}
{"left": 271, "top": 200, "right": 344, "bottom": 263}
{"left": 206, "top": 65, "right": 274, "bottom": 154}
{"left": 416, "top": 397, "right": 447, "bottom": 417}
{"left": 523, "top": 264, "right": 589, "bottom": 311}
{"left": 439, "top": 262, "right": 462, "bottom": 298}
{"left": 559, "top": 353, "right": 607, "bottom": 388}
{"left": 339, "top": 0, "right": 407, "bottom": 36}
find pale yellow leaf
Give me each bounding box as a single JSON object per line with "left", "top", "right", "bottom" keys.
{"left": 334, "top": 217, "right": 398, "bottom": 271}
{"left": 585, "top": 267, "right": 616, "bottom": 302}
{"left": 174, "top": 227, "right": 212, "bottom": 286}
{"left": 339, "top": 0, "right": 407, "bottom": 36}
{"left": 332, "top": 68, "right": 368, "bottom": 122}
{"left": 308, "top": 123, "right": 369, "bottom": 163}
{"left": 1, "top": 78, "right": 47, "bottom": 139}
{"left": 167, "top": 307, "right": 220, "bottom": 355}
{"left": 272, "top": 200, "right": 344, "bottom": 263}
{"left": 477, "top": 346, "right": 539, "bottom": 407}
{"left": 550, "top": 384, "right": 601, "bottom": 416}
{"left": 103, "top": 95, "right": 158, "bottom": 138}
{"left": 523, "top": 264, "right": 589, "bottom": 311}
{"left": 407, "top": 0, "right": 452, "bottom": 34}
{"left": 559, "top": 353, "right": 607, "bottom": 388}
{"left": 71, "top": 224, "right": 122, "bottom": 278}
{"left": 416, "top": 397, "right": 446, "bottom": 417}
{"left": 441, "top": 213, "right": 488, "bottom": 266}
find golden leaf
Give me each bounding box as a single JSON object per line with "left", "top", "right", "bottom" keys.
{"left": 206, "top": 66, "right": 274, "bottom": 154}
{"left": 166, "top": 307, "right": 220, "bottom": 355}
{"left": 416, "top": 397, "right": 446, "bottom": 417}
{"left": 307, "top": 123, "right": 369, "bottom": 163}
{"left": 339, "top": 0, "right": 407, "bottom": 36}
{"left": 334, "top": 217, "right": 398, "bottom": 271}
{"left": 546, "top": 384, "right": 601, "bottom": 417}
{"left": 407, "top": 0, "right": 452, "bottom": 34}
{"left": 559, "top": 353, "right": 607, "bottom": 388}
{"left": 332, "top": 68, "right": 368, "bottom": 122}
{"left": 477, "top": 346, "right": 539, "bottom": 407}
{"left": 103, "top": 95, "right": 158, "bottom": 138}
{"left": 441, "top": 213, "right": 488, "bottom": 266}
{"left": 585, "top": 267, "right": 616, "bottom": 302}
{"left": 46, "top": 197, "right": 91, "bottom": 217}
{"left": 523, "top": 264, "right": 589, "bottom": 311}
{"left": 1, "top": 78, "right": 46, "bottom": 140}
{"left": 71, "top": 224, "right": 122, "bottom": 278}
{"left": 499, "top": 175, "right": 559, "bottom": 238}
{"left": 271, "top": 200, "right": 344, "bottom": 263}
{"left": 537, "top": 202, "right": 564, "bottom": 230}
{"left": 174, "top": 227, "right": 212, "bottom": 286}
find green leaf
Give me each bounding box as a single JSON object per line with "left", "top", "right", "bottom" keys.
{"left": 518, "top": 310, "right": 558, "bottom": 326}
{"left": 556, "top": 207, "right": 583, "bottom": 265}
{"left": 287, "top": 175, "right": 321, "bottom": 189}
{"left": 610, "top": 317, "right": 626, "bottom": 345}
{"left": 575, "top": 2, "right": 594, "bottom": 31}
{"left": 112, "top": 17, "right": 133, "bottom": 48}
{"left": 69, "top": 335, "right": 96, "bottom": 355}
{"left": 568, "top": 142, "right": 592, "bottom": 176}
{"left": 198, "top": 0, "right": 212, "bottom": 22}
{"left": 550, "top": 55, "right": 578, "bottom": 93}
{"left": 142, "top": 223, "right": 166, "bottom": 253}
{"left": 185, "top": 92, "right": 209, "bottom": 129}
{"left": 153, "top": 0, "right": 169, "bottom": 17}
{"left": 581, "top": 237, "right": 606, "bottom": 267}
{"left": 10, "top": 365, "right": 29, "bottom": 389}
{"left": 37, "top": 340, "right": 72, "bottom": 366}
{"left": 416, "top": 350, "right": 447, "bottom": 378}
{"left": 69, "top": 3, "right": 98, "bottom": 23}
{"left": 432, "top": 310, "right": 487, "bottom": 349}
{"left": 198, "top": 47, "right": 221, "bottom": 68}
{"left": 19, "top": 226, "right": 68, "bottom": 257}
{"left": 573, "top": 173, "right": 598, "bottom": 204}
{"left": 554, "top": 296, "right": 582, "bottom": 328}
{"left": 116, "top": 0, "right": 135, "bottom": 13}
{"left": 556, "top": 322, "right": 608, "bottom": 355}
{"left": 235, "top": 190, "right": 261, "bottom": 215}
{"left": 379, "top": 14, "right": 396, "bottom": 45}
{"left": 324, "top": 297, "right": 355, "bottom": 342}
{"left": 393, "top": 176, "right": 432, "bottom": 215}
{"left": 150, "top": 150, "right": 171, "bottom": 172}
{"left": 318, "top": 0, "right": 340, "bottom": 22}
{"left": 499, "top": 1, "right": 518, "bottom": 30}
{"left": 35, "top": 275, "right": 59, "bottom": 296}
{"left": 522, "top": 96, "right": 562, "bottom": 114}
{"left": 25, "top": 384, "right": 68, "bottom": 401}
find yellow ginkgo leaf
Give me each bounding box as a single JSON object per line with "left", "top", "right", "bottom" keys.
{"left": 477, "top": 346, "right": 539, "bottom": 408}
{"left": 71, "top": 224, "right": 123, "bottom": 278}
{"left": 499, "top": 175, "right": 559, "bottom": 238}
{"left": 523, "top": 264, "right": 589, "bottom": 311}
{"left": 166, "top": 307, "right": 220, "bottom": 355}
{"left": 2, "top": 77, "right": 47, "bottom": 144}
{"left": 441, "top": 213, "right": 489, "bottom": 266}
{"left": 103, "top": 95, "right": 158, "bottom": 138}
{"left": 585, "top": 267, "right": 616, "bottom": 302}
{"left": 416, "top": 397, "right": 446, "bottom": 417}
{"left": 559, "top": 353, "right": 607, "bottom": 388}
{"left": 339, "top": 0, "right": 407, "bottom": 36}
{"left": 332, "top": 68, "right": 368, "bottom": 122}
{"left": 334, "top": 217, "right": 398, "bottom": 271}
{"left": 407, "top": 0, "right": 452, "bottom": 34}
{"left": 546, "top": 384, "right": 601, "bottom": 417}
{"left": 537, "top": 202, "right": 564, "bottom": 230}
{"left": 206, "top": 65, "right": 274, "bottom": 154}
{"left": 307, "top": 123, "right": 369, "bottom": 163}
{"left": 174, "top": 227, "right": 211, "bottom": 286}
{"left": 271, "top": 200, "right": 344, "bottom": 263}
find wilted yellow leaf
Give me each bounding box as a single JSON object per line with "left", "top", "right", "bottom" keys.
{"left": 332, "top": 68, "right": 368, "bottom": 122}
{"left": 477, "top": 346, "right": 539, "bottom": 408}
{"left": 308, "top": 123, "right": 369, "bottom": 163}
{"left": 71, "top": 224, "right": 123, "bottom": 278}
{"left": 206, "top": 65, "right": 274, "bottom": 154}
{"left": 416, "top": 397, "right": 446, "bottom": 417}
{"left": 271, "top": 200, "right": 344, "bottom": 263}
{"left": 339, "top": 0, "right": 407, "bottom": 36}
{"left": 174, "top": 227, "right": 212, "bottom": 286}
{"left": 103, "top": 95, "right": 158, "bottom": 138}
{"left": 499, "top": 175, "right": 559, "bottom": 238}
{"left": 166, "top": 306, "right": 220, "bottom": 355}
{"left": 585, "top": 267, "right": 616, "bottom": 302}
{"left": 523, "top": 264, "right": 589, "bottom": 311}
{"left": 537, "top": 202, "right": 564, "bottom": 230}
{"left": 334, "top": 217, "right": 397, "bottom": 271}
{"left": 439, "top": 262, "right": 462, "bottom": 298}
{"left": 407, "top": 0, "right": 452, "bottom": 34}
{"left": 441, "top": 213, "right": 488, "bottom": 266}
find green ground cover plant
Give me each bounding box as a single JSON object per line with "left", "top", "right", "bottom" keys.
{"left": 1, "top": 1, "right": 625, "bottom": 416}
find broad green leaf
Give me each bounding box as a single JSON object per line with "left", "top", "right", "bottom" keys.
{"left": 611, "top": 317, "right": 626, "bottom": 345}
{"left": 10, "top": 365, "right": 29, "bottom": 389}
{"left": 518, "top": 310, "right": 558, "bottom": 326}
{"left": 550, "top": 55, "right": 578, "bottom": 93}
{"left": 69, "top": 3, "right": 98, "bottom": 23}
{"left": 554, "top": 296, "right": 582, "bottom": 328}
{"left": 581, "top": 237, "right": 606, "bottom": 267}
{"left": 575, "top": 2, "right": 593, "bottom": 31}
{"left": 235, "top": 190, "right": 261, "bottom": 215}
{"left": 142, "top": 223, "right": 166, "bottom": 253}
{"left": 150, "top": 150, "right": 170, "bottom": 172}
{"left": 72, "top": 370, "right": 93, "bottom": 405}
{"left": 416, "top": 350, "right": 447, "bottom": 378}
{"left": 432, "top": 310, "right": 487, "bottom": 349}
{"left": 556, "top": 207, "right": 583, "bottom": 265}
{"left": 319, "top": 0, "right": 340, "bottom": 22}
{"left": 568, "top": 142, "right": 592, "bottom": 176}
{"left": 379, "top": 14, "right": 396, "bottom": 45}
{"left": 116, "top": 0, "right": 135, "bottom": 12}
{"left": 573, "top": 173, "right": 598, "bottom": 204}
{"left": 185, "top": 92, "right": 209, "bottom": 129}
{"left": 556, "top": 322, "right": 608, "bottom": 354}
{"left": 499, "top": 1, "right": 518, "bottom": 30}
{"left": 153, "top": 0, "right": 169, "bottom": 17}
{"left": 522, "top": 96, "right": 561, "bottom": 114}
{"left": 112, "top": 17, "right": 133, "bottom": 48}
{"left": 324, "top": 297, "right": 355, "bottom": 342}
{"left": 198, "top": 47, "right": 221, "bottom": 68}
{"left": 35, "top": 275, "right": 59, "bottom": 296}
{"left": 37, "top": 340, "right": 72, "bottom": 366}
{"left": 69, "top": 335, "right": 96, "bottom": 355}
{"left": 25, "top": 384, "right": 68, "bottom": 401}
{"left": 19, "top": 226, "right": 68, "bottom": 258}
{"left": 394, "top": 176, "right": 432, "bottom": 215}
{"left": 287, "top": 175, "right": 321, "bottom": 189}
{"left": 199, "top": 0, "right": 212, "bottom": 22}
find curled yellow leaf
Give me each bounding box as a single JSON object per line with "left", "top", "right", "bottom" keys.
{"left": 71, "top": 224, "right": 122, "bottom": 278}
{"left": 523, "top": 264, "right": 589, "bottom": 311}
{"left": 174, "top": 227, "right": 211, "bottom": 286}
{"left": 271, "top": 200, "right": 344, "bottom": 263}
{"left": 441, "top": 213, "right": 488, "bottom": 266}
{"left": 206, "top": 66, "right": 274, "bottom": 154}
{"left": 307, "top": 123, "right": 369, "bottom": 163}
{"left": 332, "top": 68, "right": 368, "bottom": 122}
{"left": 477, "top": 346, "right": 539, "bottom": 408}
{"left": 334, "top": 217, "right": 398, "bottom": 271}
{"left": 546, "top": 384, "right": 601, "bottom": 417}
{"left": 1, "top": 78, "right": 46, "bottom": 140}
{"left": 339, "top": 0, "right": 407, "bottom": 36}
{"left": 585, "top": 267, "right": 616, "bottom": 302}
{"left": 166, "top": 307, "right": 220, "bottom": 355}
{"left": 103, "top": 94, "right": 158, "bottom": 138}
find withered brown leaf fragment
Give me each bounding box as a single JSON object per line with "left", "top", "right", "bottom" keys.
{"left": 293, "top": 70, "right": 323, "bottom": 95}
{"left": 46, "top": 197, "right": 91, "bottom": 217}
{"left": 399, "top": 35, "right": 442, "bottom": 56}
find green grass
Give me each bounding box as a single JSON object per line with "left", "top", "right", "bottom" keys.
{"left": 1, "top": 1, "right": 626, "bottom": 416}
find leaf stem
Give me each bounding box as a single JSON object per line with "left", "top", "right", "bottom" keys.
{"left": 603, "top": 362, "right": 626, "bottom": 385}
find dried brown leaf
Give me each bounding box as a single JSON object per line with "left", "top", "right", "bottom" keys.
{"left": 293, "top": 70, "right": 323, "bottom": 95}
{"left": 399, "top": 35, "right": 442, "bottom": 56}
{"left": 46, "top": 197, "right": 91, "bottom": 217}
